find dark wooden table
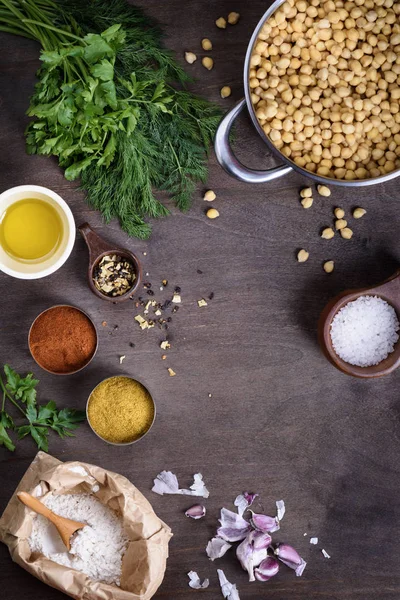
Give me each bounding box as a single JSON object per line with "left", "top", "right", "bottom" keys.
{"left": 1, "top": 1, "right": 400, "bottom": 598}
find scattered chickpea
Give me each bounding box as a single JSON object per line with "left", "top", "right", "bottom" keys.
{"left": 317, "top": 185, "right": 331, "bottom": 197}
{"left": 206, "top": 208, "right": 219, "bottom": 219}
{"left": 297, "top": 249, "right": 309, "bottom": 263}
{"left": 340, "top": 227, "right": 354, "bottom": 240}
{"left": 323, "top": 260, "right": 335, "bottom": 274}
{"left": 300, "top": 187, "right": 312, "bottom": 198}
{"left": 203, "top": 190, "right": 216, "bottom": 202}
{"left": 321, "top": 227, "right": 335, "bottom": 240}
{"left": 202, "top": 57, "right": 214, "bottom": 70}
{"left": 221, "top": 86, "right": 232, "bottom": 99}
{"left": 228, "top": 12, "right": 240, "bottom": 25}
{"left": 335, "top": 219, "right": 347, "bottom": 230}
{"left": 353, "top": 207, "right": 367, "bottom": 219}
{"left": 201, "top": 38, "right": 212, "bottom": 51}
{"left": 301, "top": 197, "right": 313, "bottom": 209}
{"left": 334, "top": 208, "right": 345, "bottom": 219}
{"left": 185, "top": 52, "right": 197, "bottom": 64}
{"left": 216, "top": 17, "right": 227, "bottom": 29}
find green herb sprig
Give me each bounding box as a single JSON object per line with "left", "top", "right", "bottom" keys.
{"left": 0, "top": 365, "right": 85, "bottom": 452}
{"left": 0, "top": 0, "right": 221, "bottom": 238}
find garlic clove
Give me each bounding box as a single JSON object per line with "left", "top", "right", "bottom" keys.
{"left": 254, "top": 557, "right": 280, "bottom": 582}
{"left": 274, "top": 543, "right": 307, "bottom": 576}
{"left": 250, "top": 512, "right": 280, "bottom": 533}
{"left": 236, "top": 531, "right": 271, "bottom": 582}
{"left": 185, "top": 504, "right": 206, "bottom": 519}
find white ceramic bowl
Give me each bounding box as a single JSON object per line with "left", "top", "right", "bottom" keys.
{"left": 0, "top": 185, "right": 75, "bottom": 279}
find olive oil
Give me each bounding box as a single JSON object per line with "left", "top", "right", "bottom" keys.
{"left": 0, "top": 199, "right": 62, "bottom": 261}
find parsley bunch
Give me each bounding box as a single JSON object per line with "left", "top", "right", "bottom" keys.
{"left": 0, "top": 0, "right": 221, "bottom": 238}
{"left": 0, "top": 365, "right": 85, "bottom": 452}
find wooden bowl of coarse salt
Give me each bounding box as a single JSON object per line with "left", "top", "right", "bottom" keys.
{"left": 319, "top": 270, "right": 400, "bottom": 378}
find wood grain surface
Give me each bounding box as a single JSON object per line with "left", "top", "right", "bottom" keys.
{"left": 1, "top": 1, "right": 400, "bottom": 599}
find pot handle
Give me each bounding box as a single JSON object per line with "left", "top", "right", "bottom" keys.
{"left": 214, "top": 98, "right": 292, "bottom": 183}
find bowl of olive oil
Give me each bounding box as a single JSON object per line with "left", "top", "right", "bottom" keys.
{"left": 0, "top": 185, "right": 75, "bottom": 279}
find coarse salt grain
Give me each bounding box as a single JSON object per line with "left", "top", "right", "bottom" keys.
{"left": 29, "top": 493, "right": 128, "bottom": 586}
{"left": 330, "top": 296, "right": 399, "bottom": 367}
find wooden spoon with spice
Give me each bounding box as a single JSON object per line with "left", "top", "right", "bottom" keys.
{"left": 79, "top": 223, "right": 142, "bottom": 303}
{"left": 17, "top": 492, "right": 85, "bottom": 550}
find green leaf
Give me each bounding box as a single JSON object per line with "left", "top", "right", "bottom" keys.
{"left": 50, "top": 408, "right": 85, "bottom": 438}
{"left": 64, "top": 156, "right": 94, "bottom": 180}
{"left": 100, "top": 24, "right": 122, "bottom": 41}
{"left": 99, "top": 81, "right": 117, "bottom": 110}
{"left": 91, "top": 59, "right": 114, "bottom": 82}
{"left": 151, "top": 82, "right": 166, "bottom": 101}
{"left": 154, "top": 102, "right": 172, "bottom": 114}
{"left": 4, "top": 365, "right": 38, "bottom": 407}
{"left": 58, "top": 104, "right": 74, "bottom": 127}
{"left": 83, "top": 34, "right": 113, "bottom": 63}
{"left": 0, "top": 421, "right": 15, "bottom": 451}
{"left": 41, "top": 135, "right": 63, "bottom": 154}
{"left": 17, "top": 425, "right": 31, "bottom": 439}
{"left": 81, "top": 77, "right": 99, "bottom": 103}
{"left": 40, "top": 50, "right": 62, "bottom": 69}
{"left": 26, "top": 404, "right": 38, "bottom": 423}
{"left": 97, "top": 134, "right": 116, "bottom": 167}
{"left": 30, "top": 426, "right": 49, "bottom": 452}
{"left": 4, "top": 365, "right": 18, "bottom": 392}
{"left": 1, "top": 411, "right": 14, "bottom": 430}
{"left": 37, "top": 401, "right": 57, "bottom": 423}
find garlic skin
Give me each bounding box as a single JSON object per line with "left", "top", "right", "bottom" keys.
{"left": 185, "top": 504, "right": 206, "bottom": 519}
{"left": 217, "top": 569, "right": 241, "bottom": 600}
{"left": 250, "top": 512, "right": 280, "bottom": 533}
{"left": 234, "top": 492, "right": 258, "bottom": 517}
{"left": 206, "top": 537, "right": 232, "bottom": 561}
{"left": 187, "top": 571, "right": 209, "bottom": 589}
{"left": 236, "top": 531, "right": 271, "bottom": 582}
{"left": 274, "top": 543, "right": 307, "bottom": 576}
{"left": 217, "top": 508, "right": 252, "bottom": 542}
{"left": 254, "top": 557, "right": 280, "bottom": 582}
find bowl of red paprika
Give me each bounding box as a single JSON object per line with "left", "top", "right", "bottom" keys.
{"left": 28, "top": 305, "right": 98, "bottom": 375}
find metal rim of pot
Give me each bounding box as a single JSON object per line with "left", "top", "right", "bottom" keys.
{"left": 214, "top": 0, "right": 400, "bottom": 187}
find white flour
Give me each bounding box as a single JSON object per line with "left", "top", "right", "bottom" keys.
{"left": 29, "top": 493, "right": 128, "bottom": 586}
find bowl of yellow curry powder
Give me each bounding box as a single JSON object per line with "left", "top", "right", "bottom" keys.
{"left": 86, "top": 376, "right": 155, "bottom": 445}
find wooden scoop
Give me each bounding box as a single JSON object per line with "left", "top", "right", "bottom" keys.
{"left": 78, "top": 222, "right": 142, "bottom": 303}
{"left": 17, "top": 492, "right": 86, "bottom": 551}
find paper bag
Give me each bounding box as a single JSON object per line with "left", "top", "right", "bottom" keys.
{"left": 0, "top": 452, "right": 172, "bottom": 599}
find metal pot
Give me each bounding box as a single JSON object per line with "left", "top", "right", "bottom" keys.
{"left": 214, "top": 0, "right": 400, "bottom": 187}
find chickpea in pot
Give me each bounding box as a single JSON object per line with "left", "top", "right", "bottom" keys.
{"left": 249, "top": 0, "right": 400, "bottom": 181}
